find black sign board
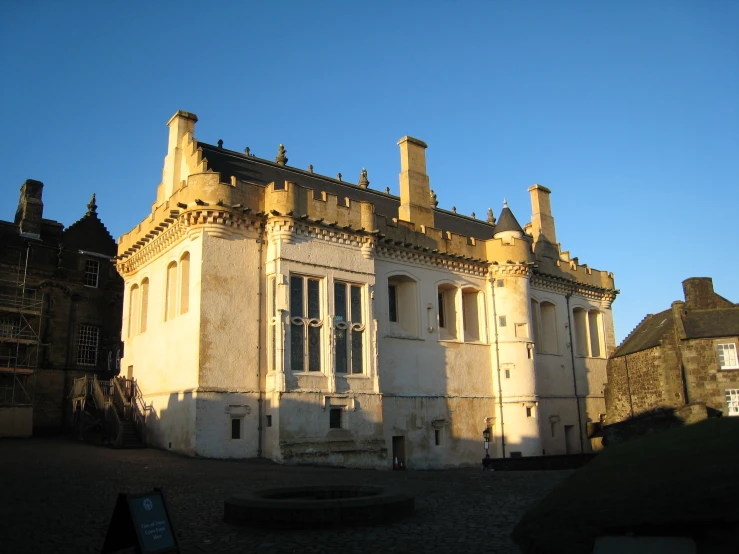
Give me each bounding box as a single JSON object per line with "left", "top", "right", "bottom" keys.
{"left": 101, "top": 488, "right": 179, "bottom": 554}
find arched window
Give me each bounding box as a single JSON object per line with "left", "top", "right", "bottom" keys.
{"left": 140, "top": 278, "right": 149, "bottom": 333}
{"left": 180, "top": 252, "right": 190, "bottom": 315}
{"left": 539, "top": 301, "right": 558, "bottom": 354}
{"left": 588, "top": 310, "right": 602, "bottom": 357}
{"left": 387, "top": 274, "right": 419, "bottom": 337}
{"left": 437, "top": 284, "right": 458, "bottom": 340}
{"left": 573, "top": 307, "right": 589, "bottom": 357}
{"left": 462, "top": 287, "right": 482, "bottom": 342}
{"left": 128, "top": 284, "right": 139, "bottom": 337}
{"left": 165, "top": 261, "right": 177, "bottom": 321}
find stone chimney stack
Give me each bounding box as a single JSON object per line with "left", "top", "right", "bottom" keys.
{"left": 14, "top": 179, "right": 44, "bottom": 237}
{"left": 528, "top": 184, "right": 559, "bottom": 258}
{"left": 162, "top": 110, "right": 198, "bottom": 200}
{"left": 682, "top": 277, "right": 717, "bottom": 310}
{"left": 398, "top": 136, "right": 434, "bottom": 229}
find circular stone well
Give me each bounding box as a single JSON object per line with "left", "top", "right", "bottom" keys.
{"left": 224, "top": 485, "right": 415, "bottom": 528}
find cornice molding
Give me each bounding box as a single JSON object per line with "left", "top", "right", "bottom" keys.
{"left": 530, "top": 273, "right": 618, "bottom": 307}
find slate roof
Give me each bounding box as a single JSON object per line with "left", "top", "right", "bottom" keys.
{"left": 612, "top": 309, "right": 673, "bottom": 357}
{"left": 200, "top": 142, "right": 499, "bottom": 241}
{"left": 493, "top": 205, "right": 524, "bottom": 235}
{"left": 613, "top": 304, "right": 739, "bottom": 358}
{"left": 62, "top": 196, "right": 117, "bottom": 257}
{"left": 684, "top": 309, "right": 739, "bottom": 339}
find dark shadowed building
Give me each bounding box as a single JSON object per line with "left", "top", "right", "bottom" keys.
{"left": 0, "top": 180, "right": 123, "bottom": 436}
{"left": 604, "top": 277, "right": 739, "bottom": 442}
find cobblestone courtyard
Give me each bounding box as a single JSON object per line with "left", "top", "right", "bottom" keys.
{"left": 0, "top": 439, "right": 571, "bottom": 553}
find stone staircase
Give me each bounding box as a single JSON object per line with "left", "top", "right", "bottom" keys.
{"left": 70, "top": 375, "right": 146, "bottom": 449}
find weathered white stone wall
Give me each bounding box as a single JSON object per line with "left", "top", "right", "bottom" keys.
{"left": 120, "top": 233, "right": 202, "bottom": 454}
{"left": 194, "top": 391, "right": 260, "bottom": 458}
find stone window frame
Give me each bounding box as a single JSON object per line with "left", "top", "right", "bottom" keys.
{"left": 333, "top": 280, "right": 366, "bottom": 375}
{"left": 76, "top": 324, "right": 100, "bottom": 367}
{"left": 127, "top": 277, "right": 150, "bottom": 338}
{"left": 715, "top": 340, "right": 739, "bottom": 371}
{"left": 164, "top": 250, "right": 191, "bottom": 322}
{"left": 289, "top": 273, "right": 324, "bottom": 373}
{"left": 84, "top": 259, "right": 100, "bottom": 288}
{"left": 386, "top": 272, "right": 421, "bottom": 339}
{"left": 436, "top": 280, "right": 487, "bottom": 344}
{"left": 531, "top": 297, "right": 560, "bottom": 355}
{"left": 572, "top": 304, "right": 605, "bottom": 359}
{"left": 725, "top": 389, "right": 739, "bottom": 416}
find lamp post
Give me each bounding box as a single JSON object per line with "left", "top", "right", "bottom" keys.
{"left": 482, "top": 427, "right": 493, "bottom": 471}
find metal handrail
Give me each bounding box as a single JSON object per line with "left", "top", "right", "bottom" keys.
{"left": 91, "top": 375, "right": 108, "bottom": 412}
{"left": 106, "top": 402, "right": 122, "bottom": 447}
{"left": 130, "top": 381, "right": 147, "bottom": 446}
{"left": 70, "top": 376, "right": 88, "bottom": 399}
{"left": 112, "top": 377, "right": 128, "bottom": 420}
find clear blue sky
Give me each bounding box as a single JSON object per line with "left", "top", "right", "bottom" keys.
{"left": 2, "top": 1, "right": 737, "bottom": 343}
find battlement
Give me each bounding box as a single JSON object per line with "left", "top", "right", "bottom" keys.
{"left": 118, "top": 110, "right": 618, "bottom": 294}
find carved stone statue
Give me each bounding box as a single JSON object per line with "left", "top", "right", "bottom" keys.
{"left": 276, "top": 144, "right": 288, "bottom": 166}
{"left": 358, "top": 168, "right": 369, "bottom": 189}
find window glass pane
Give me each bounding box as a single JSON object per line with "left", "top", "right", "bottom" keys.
{"left": 351, "top": 286, "right": 362, "bottom": 324}
{"left": 334, "top": 283, "right": 347, "bottom": 322}
{"left": 388, "top": 284, "right": 397, "bottom": 322}
{"left": 290, "top": 277, "right": 304, "bottom": 318}
{"left": 290, "top": 324, "right": 304, "bottom": 371}
{"left": 231, "top": 418, "right": 241, "bottom": 439}
{"left": 351, "top": 330, "right": 363, "bottom": 374}
{"left": 336, "top": 327, "right": 347, "bottom": 373}
{"left": 438, "top": 292, "right": 445, "bottom": 328}
{"left": 330, "top": 408, "right": 342, "bottom": 428}
{"left": 308, "top": 326, "right": 321, "bottom": 371}
{"left": 308, "top": 279, "right": 320, "bottom": 319}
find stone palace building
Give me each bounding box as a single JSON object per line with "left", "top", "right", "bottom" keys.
{"left": 116, "top": 110, "right": 618, "bottom": 468}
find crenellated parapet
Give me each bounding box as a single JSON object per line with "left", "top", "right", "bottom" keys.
{"left": 117, "top": 110, "right": 619, "bottom": 304}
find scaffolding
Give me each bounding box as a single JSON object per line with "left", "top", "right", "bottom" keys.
{"left": 0, "top": 245, "right": 42, "bottom": 434}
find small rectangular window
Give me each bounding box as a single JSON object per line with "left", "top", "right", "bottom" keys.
{"left": 231, "top": 418, "right": 241, "bottom": 439}
{"left": 505, "top": 369, "right": 511, "bottom": 379}
{"left": 496, "top": 279, "right": 504, "bottom": 287}
{"left": 726, "top": 389, "right": 739, "bottom": 416}
{"left": 717, "top": 343, "right": 739, "bottom": 370}
{"left": 437, "top": 292, "right": 445, "bottom": 328}
{"left": 498, "top": 316, "right": 507, "bottom": 327}
{"left": 434, "top": 429, "right": 440, "bottom": 446}
{"left": 266, "top": 415, "right": 272, "bottom": 427}
{"left": 84, "top": 260, "right": 100, "bottom": 288}
{"left": 329, "top": 408, "right": 342, "bottom": 429}
{"left": 388, "top": 284, "right": 398, "bottom": 323}
{"left": 526, "top": 406, "right": 533, "bottom": 418}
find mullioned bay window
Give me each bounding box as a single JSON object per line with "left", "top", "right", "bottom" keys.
{"left": 334, "top": 282, "right": 365, "bottom": 374}
{"left": 290, "top": 276, "right": 322, "bottom": 372}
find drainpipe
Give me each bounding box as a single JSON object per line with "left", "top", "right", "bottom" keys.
{"left": 565, "top": 293, "right": 585, "bottom": 454}
{"left": 256, "top": 224, "right": 265, "bottom": 458}
{"left": 490, "top": 278, "right": 506, "bottom": 458}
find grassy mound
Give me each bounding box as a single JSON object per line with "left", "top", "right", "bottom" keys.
{"left": 512, "top": 417, "right": 739, "bottom": 554}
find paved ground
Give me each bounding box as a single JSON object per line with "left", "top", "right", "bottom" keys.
{"left": 0, "top": 438, "right": 572, "bottom": 553}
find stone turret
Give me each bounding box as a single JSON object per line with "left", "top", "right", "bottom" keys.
{"left": 397, "top": 136, "right": 434, "bottom": 229}
{"left": 14, "top": 179, "right": 44, "bottom": 237}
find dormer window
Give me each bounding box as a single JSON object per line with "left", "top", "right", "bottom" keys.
{"left": 84, "top": 259, "right": 100, "bottom": 288}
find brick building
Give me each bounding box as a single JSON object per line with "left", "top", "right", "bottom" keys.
{"left": 605, "top": 277, "right": 739, "bottom": 432}
{"left": 0, "top": 180, "right": 123, "bottom": 436}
